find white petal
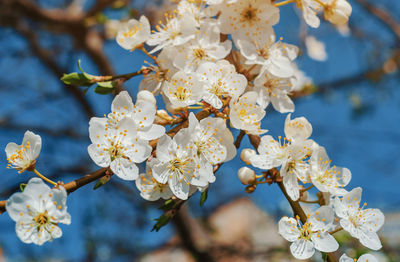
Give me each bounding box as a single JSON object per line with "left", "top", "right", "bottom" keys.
{"left": 290, "top": 239, "right": 315, "bottom": 260}
{"left": 110, "top": 158, "right": 139, "bottom": 181}
{"left": 138, "top": 124, "right": 165, "bottom": 140}
{"left": 278, "top": 217, "right": 299, "bottom": 242}
{"left": 88, "top": 144, "right": 111, "bottom": 168}
{"left": 311, "top": 232, "right": 339, "bottom": 252}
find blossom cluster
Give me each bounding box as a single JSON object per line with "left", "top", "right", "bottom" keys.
{"left": 2, "top": 0, "right": 383, "bottom": 260}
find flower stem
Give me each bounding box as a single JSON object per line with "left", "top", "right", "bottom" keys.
{"left": 33, "top": 169, "right": 57, "bottom": 186}
{"left": 274, "top": 0, "right": 295, "bottom": 7}
{"left": 141, "top": 47, "right": 158, "bottom": 64}
{"left": 301, "top": 184, "right": 314, "bottom": 192}
{"left": 329, "top": 226, "right": 343, "bottom": 235}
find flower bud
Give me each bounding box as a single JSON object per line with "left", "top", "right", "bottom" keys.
{"left": 154, "top": 109, "right": 174, "bottom": 125}
{"left": 137, "top": 90, "right": 156, "bottom": 106}
{"left": 240, "top": 148, "right": 257, "bottom": 165}
{"left": 324, "top": 0, "right": 352, "bottom": 26}
{"left": 237, "top": 166, "right": 256, "bottom": 185}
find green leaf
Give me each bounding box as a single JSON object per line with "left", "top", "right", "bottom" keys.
{"left": 61, "top": 73, "right": 92, "bottom": 86}
{"left": 77, "top": 60, "right": 94, "bottom": 80}
{"left": 94, "top": 81, "right": 116, "bottom": 94}
{"left": 93, "top": 175, "right": 111, "bottom": 190}
{"left": 151, "top": 214, "right": 170, "bottom": 232}
{"left": 158, "top": 199, "right": 175, "bottom": 211}
{"left": 200, "top": 188, "right": 208, "bottom": 206}
{"left": 20, "top": 183, "right": 26, "bottom": 192}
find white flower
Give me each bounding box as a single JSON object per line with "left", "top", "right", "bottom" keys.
{"left": 151, "top": 135, "right": 208, "bottom": 200}
{"left": 333, "top": 187, "right": 384, "bottom": 250}
{"left": 238, "top": 166, "right": 256, "bottom": 185}
{"left": 197, "top": 60, "right": 247, "bottom": 109}
{"left": 340, "top": 254, "right": 377, "bottom": 262}
{"left": 6, "top": 131, "right": 42, "bottom": 173}
{"left": 174, "top": 113, "right": 236, "bottom": 184}
{"left": 305, "top": 36, "right": 328, "bottom": 61}
{"left": 240, "top": 148, "right": 257, "bottom": 165}
{"left": 324, "top": 0, "right": 352, "bottom": 26}
{"left": 139, "top": 48, "right": 178, "bottom": 95}
{"left": 229, "top": 91, "right": 268, "bottom": 135}
{"left": 146, "top": 14, "right": 197, "bottom": 53}
{"left": 107, "top": 91, "right": 165, "bottom": 141}
{"left": 135, "top": 165, "right": 173, "bottom": 201}
{"left": 6, "top": 178, "right": 71, "bottom": 245}
{"left": 211, "top": 0, "right": 279, "bottom": 42}
{"left": 237, "top": 34, "right": 298, "bottom": 77}
{"left": 249, "top": 120, "right": 314, "bottom": 200}
{"left": 173, "top": 23, "right": 232, "bottom": 73}
{"left": 116, "top": 16, "right": 151, "bottom": 50}
{"left": 177, "top": 0, "right": 207, "bottom": 27}
{"left": 88, "top": 117, "right": 152, "bottom": 181}
{"left": 252, "top": 70, "right": 295, "bottom": 112}
{"left": 280, "top": 140, "right": 313, "bottom": 200}
{"left": 297, "top": 0, "right": 322, "bottom": 28}
{"left": 310, "top": 146, "right": 351, "bottom": 196}
{"left": 284, "top": 114, "right": 313, "bottom": 142}
{"left": 163, "top": 70, "right": 204, "bottom": 108}
{"left": 278, "top": 206, "right": 339, "bottom": 259}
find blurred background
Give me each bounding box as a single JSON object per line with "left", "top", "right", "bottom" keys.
{"left": 0, "top": 0, "right": 399, "bottom": 261}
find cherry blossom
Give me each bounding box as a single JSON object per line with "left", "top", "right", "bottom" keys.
{"left": 333, "top": 187, "right": 385, "bottom": 250}
{"left": 6, "top": 131, "right": 42, "bottom": 173}
{"left": 340, "top": 253, "right": 377, "bottom": 262}
{"left": 278, "top": 206, "right": 339, "bottom": 259}
{"left": 6, "top": 178, "right": 71, "bottom": 245}
{"left": 116, "top": 16, "right": 151, "bottom": 50}
{"left": 197, "top": 60, "right": 247, "bottom": 109}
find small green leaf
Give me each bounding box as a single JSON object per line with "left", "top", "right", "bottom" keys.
{"left": 151, "top": 214, "right": 170, "bottom": 232}
{"left": 200, "top": 188, "right": 208, "bottom": 206}
{"left": 77, "top": 60, "right": 94, "bottom": 80}
{"left": 61, "top": 73, "right": 92, "bottom": 86}
{"left": 20, "top": 183, "right": 26, "bottom": 192}
{"left": 158, "top": 199, "right": 175, "bottom": 211}
{"left": 93, "top": 175, "right": 111, "bottom": 190}
{"left": 94, "top": 81, "right": 116, "bottom": 94}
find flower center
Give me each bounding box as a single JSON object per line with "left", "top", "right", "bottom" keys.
{"left": 193, "top": 48, "right": 207, "bottom": 60}
{"left": 168, "top": 157, "right": 189, "bottom": 175}
{"left": 175, "top": 86, "right": 190, "bottom": 101}
{"left": 241, "top": 5, "right": 258, "bottom": 23}
{"left": 299, "top": 222, "right": 313, "bottom": 241}
{"left": 34, "top": 211, "right": 49, "bottom": 226}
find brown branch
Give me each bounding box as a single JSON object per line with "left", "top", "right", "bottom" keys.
{"left": 85, "top": 0, "right": 119, "bottom": 18}
{"left": 356, "top": 0, "right": 400, "bottom": 43}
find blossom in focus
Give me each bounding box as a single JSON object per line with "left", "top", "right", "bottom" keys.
{"left": 146, "top": 14, "right": 197, "bottom": 53}
{"left": 88, "top": 117, "right": 152, "bottom": 181}
{"left": 6, "top": 178, "right": 71, "bottom": 245}
{"left": 229, "top": 91, "right": 268, "bottom": 135}
{"left": 135, "top": 166, "right": 173, "bottom": 201}
{"left": 310, "top": 145, "right": 351, "bottom": 196}
{"left": 163, "top": 70, "right": 204, "bottom": 108}
{"left": 174, "top": 113, "right": 236, "bottom": 184}
{"left": 107, "top": 91, "right": 165, "bottom": 141}
{"left": 211, "top": 0, "right": 279, "bottom": 42}
{"left": 278, "top": 206, "right": 339, "bottom": 259}
{"left": 340, "top": 254, "right": 377, "bottom": 262}
{"left": 173, "top": 23, "right": 232, "bottom": 73}
{"left": 237, "top": 34, "right": 298, "bottom": 77}
{"left": 284, "top": 113, "right": 313, "bottom": 142}
{"left": 116, "top": 16, "right": 151, "bottom": 50}
{"left": 6, "top": 131, "right": 42, "bottom": 173}
{"left": 150, "top": 135, "right": 208, "bottom": 200}
{"left": 333, "top": 187, "right": 385, "bottom": 250}
{"left": 197, "top": 60, "right": 247, "bottom": 109}
{"left": 252, "top": 70, "right": 295, "bottom": 112}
